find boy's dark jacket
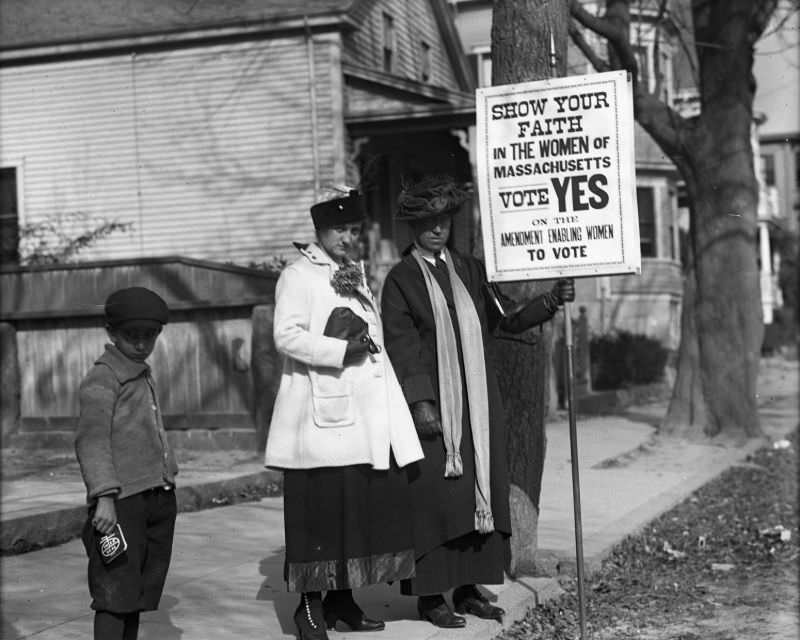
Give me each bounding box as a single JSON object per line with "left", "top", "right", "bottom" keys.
{"left": 75, "top": 344, "right": 178, "bottom": 502}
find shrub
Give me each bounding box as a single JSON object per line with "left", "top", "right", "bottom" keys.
{"left": 19, "top": 212, "right": 133, "bottom": 265}
{"left": 245, "top": 255, "right": 289, "bottom": 276}
{"left": 762, "top": 307, "right": 799, "bottom": 356}
{"left": 590, "top": 330, "right": 669, "bottom": 390}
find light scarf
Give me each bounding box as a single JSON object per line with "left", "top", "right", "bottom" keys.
{"left": 411, "top": 247, "right": 494, "bottom": 534}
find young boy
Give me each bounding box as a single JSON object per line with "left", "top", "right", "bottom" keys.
{"left": 75, "top": 286, "right": 178, "bottom": 640}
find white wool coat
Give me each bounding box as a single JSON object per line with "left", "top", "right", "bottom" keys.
{"left": 264, "top": 243, "right": 423, "bottom": 471}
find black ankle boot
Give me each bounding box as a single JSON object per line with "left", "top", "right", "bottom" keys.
{"left": 417, "top": 594, "right": 466, "bottom": 628}
{"left": 322, "top": 589, "right": 385, "bottom": 632}
{"left": 452, "top": 584, "right": 505, "bottom": 622}
{"left": 293, "top": 592, "right": 329, "bottom": 640}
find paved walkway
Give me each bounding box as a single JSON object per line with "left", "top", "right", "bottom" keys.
{"left": 1, "top": 357, "right": 796, "bottom": 640}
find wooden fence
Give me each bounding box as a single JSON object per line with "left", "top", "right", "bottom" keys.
{"left": 0, "top": 257, "right": 278, "bottom": 450}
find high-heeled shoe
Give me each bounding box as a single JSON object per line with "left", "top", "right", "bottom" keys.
{"left": 452, "top": 584, "right": 505, "bottom": 622}
{"left": 293, "top": 592, "right": 329, "bottom": 640}
{"left": 417, "top": 594, "right": 466, "bottom": 628}
{"left": 322, "top": 589, "right": 385, "bottom": 631}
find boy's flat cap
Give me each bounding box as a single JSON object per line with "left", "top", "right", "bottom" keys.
{"left": 105, "top": 287, "right": 169, "bottom": 328}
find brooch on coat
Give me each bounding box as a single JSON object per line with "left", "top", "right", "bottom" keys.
{"left": 330, "top": 262, "right": 365, "bottom": 298}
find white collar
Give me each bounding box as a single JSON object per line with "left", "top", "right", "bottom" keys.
{"left": 414, "top": 243, "right": 447, "bottom": 266}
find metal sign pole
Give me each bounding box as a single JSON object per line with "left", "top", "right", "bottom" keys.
{"left": 563, "top": 300, "right": 588, "bottom": 639}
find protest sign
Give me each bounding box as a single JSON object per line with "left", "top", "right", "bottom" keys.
{"left": 476, "top": 70, "right": 640, "bottom": 282}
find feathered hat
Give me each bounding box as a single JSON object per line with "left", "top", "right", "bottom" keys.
{"left": 395, "top": 175, "right": 470, "bottom": 221}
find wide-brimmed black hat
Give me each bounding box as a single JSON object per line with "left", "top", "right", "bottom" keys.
{"left": 395, "top": 175, "right": 470, "bottom": 221}
{"left": 310, "top": 189, "right": 367, "bottom": 230}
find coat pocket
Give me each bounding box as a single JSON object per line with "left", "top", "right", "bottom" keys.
{"left": 309, "top": 370, "right": 355, "bottom": 428}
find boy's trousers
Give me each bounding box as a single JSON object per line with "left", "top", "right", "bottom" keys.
{"left": 83, "top": 486, "right": 177, "bottom": 613}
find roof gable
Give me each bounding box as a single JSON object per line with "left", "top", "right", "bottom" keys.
{"left": 343, "top": 0, "right": 473, "bottom": 97}
{"left": 0, "top": 0, "right": 357, "bottom": 51}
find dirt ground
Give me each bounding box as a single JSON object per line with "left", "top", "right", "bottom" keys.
{"left": 602, "top": 564, "right": 798, "bottom": 640}
{"left": 497, "top": 355, "right": 799, "bottom": 640}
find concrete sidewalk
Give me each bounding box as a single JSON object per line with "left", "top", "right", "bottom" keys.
{"left": 1, "top": 358, "right": 796, "bottom": 640}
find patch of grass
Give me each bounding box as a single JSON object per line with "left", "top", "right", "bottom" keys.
{"left": 497, "top": 428, "right": 799, "bottom": 640}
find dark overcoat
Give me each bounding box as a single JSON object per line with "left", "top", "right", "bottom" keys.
{"left": 381, "top": 248, "right": 512, "bottom": 558}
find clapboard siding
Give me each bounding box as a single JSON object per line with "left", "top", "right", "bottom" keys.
{"left": 610, "top": 259, "right": 682, "bottom": 296}
{"left": 0, "top": 55, "right": 141, "bottom": 257}
{"left": 0, "top": 38, "right": 338, "bottom": 264}
{"left": 344, "top": 0, "right": 459, "bottom": 91}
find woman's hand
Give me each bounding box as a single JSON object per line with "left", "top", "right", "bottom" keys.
{"left": 343, "top": 331, "right": 370, "bottom": 365}
{"left": 550, "top": 278, "right": 575, "bottom": 305}
{"left": 412, "top": 401, "right": 442, "bottom": 436}
{"left": 92, "top": 496, "right": 118, "bottom": 535}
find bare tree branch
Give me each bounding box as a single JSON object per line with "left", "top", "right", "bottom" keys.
{"left": 570, "top": 0, "right": 640, "bottom": 78}
{"left": 569, "top": 0, "right": 690, "bottom": 169}
{"left": 568, "top": 21, "right": 610, "bottom": 72}
{"left": 569, "top": 0, "right": 618, "bottom": 41}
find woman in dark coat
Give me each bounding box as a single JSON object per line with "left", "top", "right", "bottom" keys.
{"left": 380, "top": 175, "right": 574, "bottom": 628}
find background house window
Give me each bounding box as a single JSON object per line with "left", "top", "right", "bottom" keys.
{"left": 637, "top": 186, "right": 657, "bottom": 258}
{"left": 467, "top": 48, "right": 492, "bottom": 87}
{"left": 382, "top": 13, "right": 395, "bottom": 73}
{"left": 420, "top": 41, "right": 431, "bottom": 82}
{"left": 0, "top": 167, "right": 19, "bottom": 265}
{"left": 761, "top": 153, "right": 776, "bottom": 186}
{"left": 633, "top": 44, "right": 650, "bottom": 89}
{"left": 632, "top": 41, "right": 673, "bottom": 100}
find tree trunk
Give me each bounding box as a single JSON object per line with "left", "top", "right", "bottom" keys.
{"left": 568, "top": 0, "right": 770, "bottom": 440}
{"left": 661, "top": 1, "right": 766, "bottom": 440}
{"left": 662, "top": 248, "right": 707, "bottom": 436}
{"left": 688, "top": 146, "right": 763, "bottom": 438}
{"left": 491, "top": 0, "right": 569, "bottom": 575}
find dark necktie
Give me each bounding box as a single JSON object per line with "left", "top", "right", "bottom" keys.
{"left": 434, "top": 254, "right": 448, "bottom": 273}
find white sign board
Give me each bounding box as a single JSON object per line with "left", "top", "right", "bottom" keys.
{"left": 476, "top": 70, "right": 640, "bottom": 281}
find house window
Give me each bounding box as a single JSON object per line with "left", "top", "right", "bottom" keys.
{"left": 633, "top": 44, "right": 650, "bottom": 90}
{"left": 0, "top": 167, "right": 19, "bottom": 265}
{"left": 632, "top": 40, "right": 673, "bottom": 100}
{"left": 795, "top": 148, "right": 799, "bottom": 190}
{"left": 382, "top": 13, "right": 395, "bottom": 73}
{"left": 761, "top": 153, "right": 776, "bottom": 186}
{"left": 467, "top": 48, "right": 492, "bottom": 87}
{"left": 657, "top": 47, "right": 672, "bottom": 102}
{"left": 420, "top": 41, "right": 432, "bottom": 82}
{"left": 637, "top": 186, "right": 657, "bottom": 258}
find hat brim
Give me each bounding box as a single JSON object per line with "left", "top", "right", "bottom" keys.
{"left": 111, "top": 319, "right": 164, "bottom": 330}
{"left": 395, "top": 205, "right": 463, "bottom": 222}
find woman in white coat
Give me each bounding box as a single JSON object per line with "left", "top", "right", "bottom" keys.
{"left": 265, "top": 187, "right": 423, "bottom": 640}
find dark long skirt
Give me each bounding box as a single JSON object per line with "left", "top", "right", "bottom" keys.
{"left": 283, "top": 460, "right": 416, "bottom": 593}
{"left": 399, "top": 531, "right": 509, "bottom": 596}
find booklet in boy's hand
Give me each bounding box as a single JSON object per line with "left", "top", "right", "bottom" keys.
{"left": 97, "top": 524, "right": 128, "bottom": 564}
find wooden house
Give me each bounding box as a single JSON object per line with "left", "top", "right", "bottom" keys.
{"left": 0, "top": 0, "right": 481, "bottom": 448}
{"left": 0, "top": 0, "right": 477, "bottom": 269}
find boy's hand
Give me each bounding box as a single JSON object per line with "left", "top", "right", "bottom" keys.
{"left": 93, "top": 496, "right": 118, "bottom": 535}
